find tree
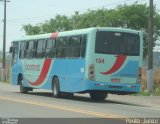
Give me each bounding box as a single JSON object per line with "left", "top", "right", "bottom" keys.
{"left": 22, "top": 3, "right": 160, "bottom": 58}
{"left": 41, "top": 15, "right": 72, "bottom": 33}
{"left": 22, "top": 24, "right": 41, "bottom": 35}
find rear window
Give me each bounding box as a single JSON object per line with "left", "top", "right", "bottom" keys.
{"left": 95, "top": 31, "right": 140, "bottom": 56}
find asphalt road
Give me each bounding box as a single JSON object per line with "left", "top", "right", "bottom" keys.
{"left": 0, "top": 82, "right": 160, "bottom": 124}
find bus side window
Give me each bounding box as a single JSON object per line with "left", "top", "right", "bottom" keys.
{"left": 68, "top": 36, "right": 81, "bottom": 58}
{"left": 33, "top": 40, "right": 37, "bottom": 58}
{"left": 36, "top": 39, "right": 46, "bottom": 58}
{"left": 56, "top": 37, "right": 69, "bottom": 58}
{"left": 25, "top": 41, "right": 30, "bottom": 58}
{"left": 81, "top": 35, "right": 87, "bottom": 57}
{"left": 46, "top": 38, "right": 55, "bottom": 58}
{"left": 20, "top": 41, "right": 25, "bottom": 59}
{"left": 12, "top": 42, "right": 19, "bottom": 64}
{"left": 28, "top": 40, "right": 35, "bottom": 58}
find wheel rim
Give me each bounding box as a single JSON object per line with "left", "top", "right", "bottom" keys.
{"left": 20, "top": 80, "right": 23, "bottom": 92}
{"left": 52, "top": 77, "right": 61, "bottom": 98}
{"left": 53, "top": 82, "right": 58, "bottom": 96}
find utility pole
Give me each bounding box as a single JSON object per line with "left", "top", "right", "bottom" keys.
{"left": 147, "top": 0, "right": 153, "bottom": 92}
{"left": 0, "top": 0, "right": 9, "bottom": 81}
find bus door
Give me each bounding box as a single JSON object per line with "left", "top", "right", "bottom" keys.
{"left": 10, "top": 42, "right": 19, "bottom": 85}
{"left": 10, "top": 42, "right": 19, "bottom": 66}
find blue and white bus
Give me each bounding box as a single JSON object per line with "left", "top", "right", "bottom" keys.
{"left": 10, "top": 27, "right": 143, "bottom": 100}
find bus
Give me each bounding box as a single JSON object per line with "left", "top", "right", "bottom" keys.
{"left": 9, "top": 27, "right": 143, "bottom": 100}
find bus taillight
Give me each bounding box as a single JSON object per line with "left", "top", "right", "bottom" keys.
{"left": 89, "top": 64, "right": 95, "bottom": 80}
{"left": 137, "top": 67, "right": 142, "bottom": 83}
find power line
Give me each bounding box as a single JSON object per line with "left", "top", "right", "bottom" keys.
{"left": 7, "top": 15, "right": 55, "bottom": 21}
{"left": 0, "top": 32, "right": 25, "bottom": 37}
{"left": 3, "top": 0, "right": 150, "bottom": 23}
{"left": 102, "top": 0, "right": 147, "bottom": 8}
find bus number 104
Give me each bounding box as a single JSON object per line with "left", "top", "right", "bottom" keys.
{"left": 96, "top": 58, "right": 104, "bottom": 64}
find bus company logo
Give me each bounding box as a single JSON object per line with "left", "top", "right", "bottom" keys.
{"left": 25, "top": 64, "right": 40, "bottom": 71}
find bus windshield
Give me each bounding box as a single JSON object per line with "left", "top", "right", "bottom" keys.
{"left": 95, "top": 31, "right": 140, "bottom": 56}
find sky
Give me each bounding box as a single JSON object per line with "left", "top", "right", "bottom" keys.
{"left": 0, "top": 0, "right": 160, "bottom": 51}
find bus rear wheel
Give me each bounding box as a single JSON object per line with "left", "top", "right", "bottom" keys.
{"left": 89, "top": 91, "right": 108, "bottom": 101}
{"left": 52, "top": 77, "right": 61, "bottom": 98}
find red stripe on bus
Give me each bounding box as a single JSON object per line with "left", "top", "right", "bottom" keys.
{"left": 50, "top": 32, "right": 59, "bottom": 38}
{"left": 101, "top": 55, "right": 127, "bottom": 75}
{"left": 28, "top": 59, "right": 52, "bottom": 86}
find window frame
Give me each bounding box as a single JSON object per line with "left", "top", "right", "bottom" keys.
{"left": 45, "top": 38, "right": 56, "bottom": 58}
{"left": 56, "top": 37, "right": 69, "bottom": 58}
{"left": 36, "top": 39, "right": 46, "bottom": 58}
{"left": 68, "top": 35, "right": 82, "bottom": 58}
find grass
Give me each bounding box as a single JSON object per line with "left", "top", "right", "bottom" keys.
{"left": 140, "top": 67, "right": 160, "bottom": 96}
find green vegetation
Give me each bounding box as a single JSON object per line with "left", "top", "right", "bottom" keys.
{"left": 22, "top": 3, "right": 160, "bottom": 58}
{"left": 137, "top": 88, "right": 160, "bottom": 96}
{"left": 155, "top": 87, "right": 160, "bottom": 96}
{"left": 132, "top": 86, "right": 160, "bottom": 96}
{"left": 139, "top": 68, "right": 160, "bottom": 96}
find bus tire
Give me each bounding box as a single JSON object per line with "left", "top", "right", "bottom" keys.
{"left": 52, "top": 77, "right": 61, "bottom": 98}
{"left": 62, "top": 92, "right": 74, "bottom": 98}
{"left": 19, "top": 77, "right": 28, "bottom": 94}
{"left": 89, "top": 91, "right": 108, "bottom": 101}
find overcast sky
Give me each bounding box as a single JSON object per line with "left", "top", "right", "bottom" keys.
{"left": 0, "top": 0, "right": 159, "bottom": 51}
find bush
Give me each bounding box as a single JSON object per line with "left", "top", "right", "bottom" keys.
{"left": 141, "top": 67, "right": 160, "bottom": 96}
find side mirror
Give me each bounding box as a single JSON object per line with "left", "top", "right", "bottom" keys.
{"left": 9, "top": 46, "right": 15, "bottom": 53}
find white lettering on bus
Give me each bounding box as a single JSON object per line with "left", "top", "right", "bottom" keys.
{"left": 25, "top": 64, "right": 40, "bottom": 71}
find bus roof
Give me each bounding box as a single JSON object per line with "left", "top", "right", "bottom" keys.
{"left": 13, "top": 27, "right": 140, "bottom": 42}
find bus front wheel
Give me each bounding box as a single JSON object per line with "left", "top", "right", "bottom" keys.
{"left": 19, "top": 77, "right": 28, "bottom": 94}
{"left": 89, "top": 91, "right": 108, "bottom": 101}
{"left": 52, "top": 77, "right": 61, "bottom": 98}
